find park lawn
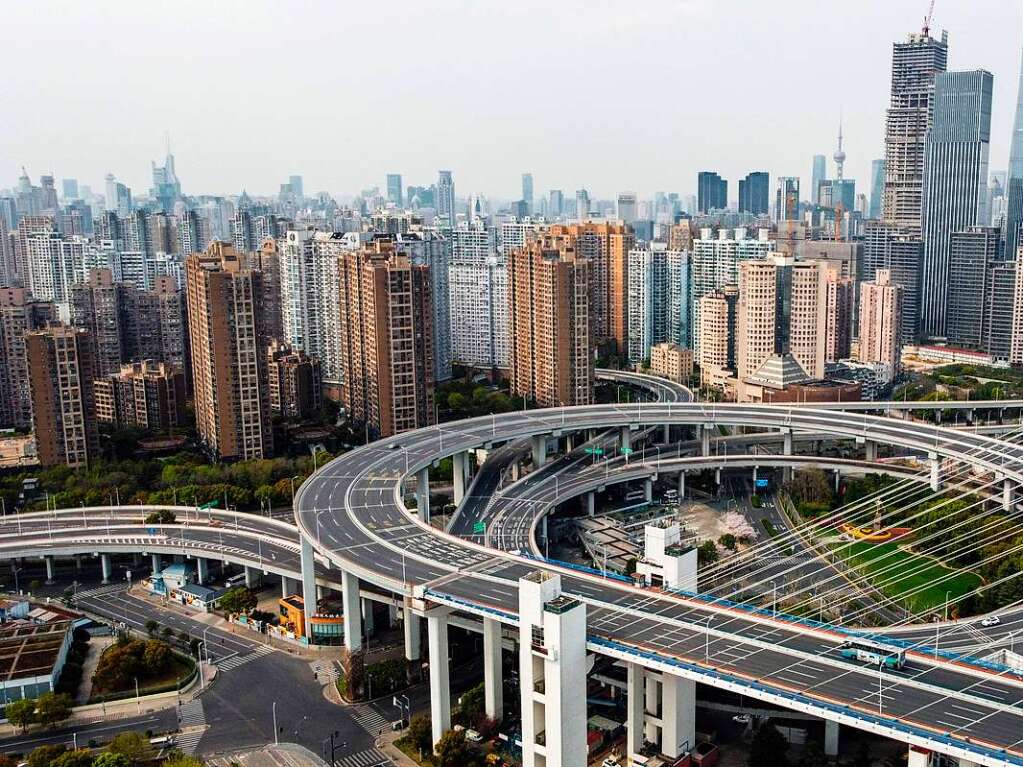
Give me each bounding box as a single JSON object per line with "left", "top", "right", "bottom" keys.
{"left": 834, "top": 540, "right": 982, "bottom": 615}
{"left": 89, "top": 651, "right": 195, "bottom": 701}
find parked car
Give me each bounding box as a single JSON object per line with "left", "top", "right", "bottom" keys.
{"left": 981, "top": 615, "right": 1001, "bottom": 627}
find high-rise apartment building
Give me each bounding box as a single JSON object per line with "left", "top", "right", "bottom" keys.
{"left": 869, "top": 159, "right": 886, "bottom": 218}
{"left": 267, "top": 341, "right": 322, "bottom": 420}
{"left": 548, "top": 222, "right": 634, "bottom": 357}
{"left": 392, "top": 230, "right": 452, "bottom": 383}
{"left": 521, "top": 173, "right": 534, "bottom": 213}
{"left": 26, "top": 324, "right": 99, "bottom": 468}
{"left": 508, "top": 235, "right": 593, "bottom": 407}
{"left": 697, "top": 286, "right": 738, "bottom": 388}
{"left": 93, "top": 361, "right": 187, "bottom": 430}
{"left": 0, "top": 288, "right": 55, "bottom": 429}
{"left": 337, "top": 241, "right": 435, "bottom": 439}
{"left": 946, "top": 226, "right": 1000, "bottom": 349}
{"left": 1005, "top": 49, "right": 1023, "bottom": 254}
{"left": 811, "top": 155, "right": 826, "bottom": 205}
{"left": 882, "top": 29, "right": 949, "bottom": 234}
{"left": 250, "top": 238, "right": 284, "bottom": 343}
{"left": 919, "top": 69, "right": 993, "bottom": 340}
{"left": 649, "top": 342, "right": 693, "bottom": 384}
{"left": 736, "top": 255, "right": 827, "bottom": 383}
{"left": 985, "top": 261, "right": 1018, "bottom": 362}
{"left": 436, "top": 170, "right": 455, "bottom": 226}
{"left": 775, "top": 177, "right": 800, "bottom": 222}
{"left": 185, "top": 242, "right": 273, "bottom": 460}
{"left": 738, "top": 172, "right": 769, "bottom": 216}
{"left": 449, "top": 222, "right": 508, "bottom": 371}
{"left": 690, "top": 227, "right": 774, "bottom": 355}
{"left": 616, "top": 193, "right": 638, "bottom": 225}
{"left": 69, "top": 269, "right": 124, "bottom": 376}
{"left": 697, "top": 172, "right": 727, "bottom": 213}
{"left": 386, "top": 174, "right": 403, "bottom": 207}
{"left": 823, "top": 266, "right": 854, "bottom": 362}
{"left": 858, "top": 269, "right": 904, "bottom": 378}
{"left": 863, "top": 222, "right": 923, "bottom": 345}
{"left": 626, "top": 243, "right": 689, "bottom": 365}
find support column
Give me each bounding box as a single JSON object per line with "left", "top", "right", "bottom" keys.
{"left": 362, "top": 600, "right": 375, "bottom": 636}
{"left": 44, "top": 556, "right": 54, "bottom": 585}
{"left": 317, "top": 585, "right": 326, "bottom": 601}
{"left": 342, "top": 570, "right": 362, "bottom": 652}
{"left": 151, "top": 553, "right": 161, "bottom": 574}
{"left": 452, "top": 451, "right": 467, "bottom": 506}
{"left": 824, "top": 720, "right": 839, "bottom": 758}
{"left": 403, "top": 603, "right": 421, "bottom": 662}
{"left": 661, "top": 424, "right": 670, "bottom": 444}
{"left": 929, "top": 452, "right": 940, "bottom": 492}
{"left": 715, "top": 467, "right": 721, "bottom": 485}
{"left": 74, "top": 556, "right": 83, "bottom": 572}
{"left": 626, "top": 663, "right": 645, "bottom": 761}
{"left": 782, "top": 428, "right": 793, "bottom": 456}
{"left": 300, "top": 536, "right": 317, "bottom": 633}
{"left": 586, "top": 492, "right": 595, "bottom": 516}
{"left": 511, "top": 462, "right": 520, "bottom": 482}
{"left": 100, "top": 554, "right": 112, "bottom": 585}
{"left": 532, "top": 435, "right": 547, "bottom": 468}
{"left": 244, "top": 565, "right": 254, "bottom": 587}
{"left": 417, "top": 468, "right": 431, "bottom": 524}
{"left": 701, "top": 425, "right": 711, "bottom": 457}
{"left": 565, "top": 433, "right": 574, "bottom": 453}
{"left": 660, "top": 674, "right": 696, "bottom": 758}
{"left": 864, "top": 439, "right": 877, "bottom": 462}
{"left": 427, "top": 613, "right": 451, "bottom": 749}
{"left": 907, "top": 747, "right": 931, "bottom": 767}
{"left": 678, "top": 471, "right": 686, "bottom": 499}
{"left": 281, "top": 576, "right": 293, "bottom": 598}
{"left": 1004, "top": 477, "right": 1014, "bottom": 512}
{"left": 644, "top": 477, "right": 653, "bottom": 502}
{"left": 644, "top": 672, "right": 659, "bottom": 743}
{"left": 196, "top": 557, "right": 208, "bottom": 585}
{"left": 483, "top": 617, "right": 504, "bottom": 721}
{"left": 620, "top": 426, "right": 632, "bottom": 451}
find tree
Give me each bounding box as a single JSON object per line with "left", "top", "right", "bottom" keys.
{"left": 52, "top": 750, "right": 96, "bottom": 767}
{"left": 108, "top": 732, "right": 155, "bottom": 765}
{"left": 27, "top": 745, "right": 66, "bottom": 767}
{"left": 92, "top": 755, "right": 131, "bottom": 767}
{"left": 142, "top": 639, "right": 172, "bottom": 674}
{"left": 162, "top": 756, "right": 204, "bottom": 767}
{"left": 697, "top": 540, "right": 719, "bottom": 565}
{"left": 143, "top": 509, "right": 176, "bottom": 524}
{"left": 796, "top": 741, "right": 829, "bottom": 767}
{"left": 458, "top": 682, "right": 485, "bottom": 723}
{"left": 718, "top": 533, "right": 737, "bottom": 551}
{"left": 338, "top": 647, "right": 366, "bottom": 702}
{"left": 407, "top": 713, "right": 433, "bottom": 757}
{"left": 34, "top": 691, "right": 72, "bottom": 727}
{"left": 144, "top": 619, "right": 159, "bottom": 636}
{"left": 217, "top": 587, "right": 257, "bottom": 615}
{"left": 0, "top": 754, "right": 18, "bottom": 767}
{"left": 5, "top": 698, "right": 36, "bottom": 732}
{"left": 435, "top": 729, "right": 470, "bottom": 767}
{"left": 749, "top": 722, "right": 789, "bottom": 767}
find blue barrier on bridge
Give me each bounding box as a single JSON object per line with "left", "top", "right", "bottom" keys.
{"left": 587, "top": 634, "right": 1023, "bottom": 766}
{"left": 423, "top": 589, "right": 517, "bottom": 623}
{"left": 516, "top": 552, "right": 634, "bottom": 584}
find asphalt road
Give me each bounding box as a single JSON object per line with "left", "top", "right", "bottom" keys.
{"left": 0, "top": 711, "right": 177, "bottom": 755}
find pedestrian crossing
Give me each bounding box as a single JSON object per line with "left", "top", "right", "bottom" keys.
{"left": 216, "top": 644, "right": 275, "bottom": 671}
{"left": 349, "top": 704, "right": 393, "bottom": 736}
{"left": 73, "top": 583, "right": 126, "bottom": 601}
{"left": 173, "top": 729, "right": 205, "bottom": 755}
{"left": 334, "top": 747, "right": 392, "bottom": 767}
{"left": 178, "top": 698, "right": 206, "bottom": 727}
{"left": 310, "top": 658, "right": 340, "bottom": 684}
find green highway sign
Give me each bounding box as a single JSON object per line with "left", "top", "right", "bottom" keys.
{"left": 620, "top": 447, "right": 634, "bottom": 455}
{"left": 473, "top": 521, "right": 486, "bottom": 535}
{"left": 199, "top": 500, "right": 219, "bottom": 510}
{"left": 584, "top": 447, "right": 604, "bottom": 456}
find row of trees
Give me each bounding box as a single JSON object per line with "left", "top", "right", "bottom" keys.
{"left": 8, "top": 731, "right": 202, "bottom": 767}
{"left": 4, "top": 692, "right": 73, "bottom": 732}
{"left": 92, "top": 637, "right": 176, "bottom": 694}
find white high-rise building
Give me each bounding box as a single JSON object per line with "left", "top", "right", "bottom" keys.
{"left": 437, "top": 170, "right": 455, "bottom": 226}
{"left": 449, "top": 222, "right": 508, "bottom": 370}
{"left": 393, "top": 230, "right": 452, "bottom": 382}
{"left": 626, "top": 243, "right": 690, "bottom": 365}
{"left": 499, "top": 219, "right": 547, "bottom": 253}
{"left": 691, "top": 227, "right": 774, "bottom": 354}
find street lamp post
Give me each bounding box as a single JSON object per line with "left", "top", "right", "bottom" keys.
{"left": 272, "top": 701, "right": 279, "bottom": 745}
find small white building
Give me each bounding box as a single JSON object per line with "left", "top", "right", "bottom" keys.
{"left": 636, "top": 522, "right": 698, "bottom": 592}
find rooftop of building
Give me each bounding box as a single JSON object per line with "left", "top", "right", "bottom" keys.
{"left": 0, "top": 620, "right": 71, "bottom": 682}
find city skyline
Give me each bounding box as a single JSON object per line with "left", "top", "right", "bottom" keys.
{"left": 3, "top": 1, "right": 1022, "bottom": 200}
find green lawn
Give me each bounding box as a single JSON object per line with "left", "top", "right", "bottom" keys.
{"left": 834, "top": 541, "right": 982, "bottom": 615}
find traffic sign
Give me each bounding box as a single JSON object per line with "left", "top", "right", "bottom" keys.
{"left": 198, "top": 500, "right": 218, "bottom": 510}
{"left": 473, "top": 521, "right": 486, "bottom": 535}
{"left": 584, "top": 447, "right": 604, "bottom": 456}
{"left": 620, "top": 447, "right": 634, "bottom": 455}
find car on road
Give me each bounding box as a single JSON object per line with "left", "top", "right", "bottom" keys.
{"left": 388, "top": 442, "right": 400, "bottom": 450}
{"left": 601, "top": 758, "right": 621, "bottom": 767}
{"left": 981, "top": 615, "right": 1001, "bottom": 627}
{"left": 465, "top": 729, "right": 483, "bottom": 742}
{"left": 732, "top": 713, "right": 751, "bottom": 725}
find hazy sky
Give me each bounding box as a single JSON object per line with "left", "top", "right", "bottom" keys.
{"left": 3, "top": 0, "right": 1022, "bottom": 202}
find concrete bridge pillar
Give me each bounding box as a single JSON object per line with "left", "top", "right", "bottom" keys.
{"left": 362, "top": 599, "right": 375, "bottom": 637}
{"left": 483, "top": 617, "right": 504, "bottom": 721}
{"left": 660, "top": 674, "right": 696, "bottom": 759}
{"left": 677, "top": 471, "right": 686, "bottom": 499}
{"left": 44, "top": 556, "right": 54, "bottom": 584}
{"left": 427, "top": 612, "right": 451, "bottom": 749}
{"left": 342, "top": 570, "right": 362, "bottom": 652}
{"left": 865, "top": 439, "right": 877, "bottom": 462}
{"left": 100, "top": 554, "right": 112, "bottom": 585}
{"left": 782, "top": 428, "right": 793, "bottom": 456}
{"left": 1004, "top": 477, "right": 1015, "bottom": 512}
{"left": 907, "top": 746, "right": 931, "bottom": 767}
{"left": 151, "top": 553, "right": 161, "bottom": 574}
{"left": 452, "top": 451, "right": 467, "bottom": 506}
{"left": 317, "top": 585, "right": 326, "bottom": 601}
{"left": 701, "top": 425, "right": 711, "bottom": 457}
{"left": 196, "top": 557, "right": 208, "bottom": 585}
{"left": 662, "top": 424, "right": 670, "bottom": 444}
{"left": 403, "top": 603, "right": 421, "bottom": 663}
{"left": 644, "top": 477, "right": 653, "bottom": 502}
{"left": 74, "top": 556, "right": 83, "bottom": 572}
{"left": 565, "top": 433, "right": 575, "bottom": 453}
{"left": 586, "top": 491, "right": 595, "bottom": 516}
{"left": 532, "top": 435, "right": 548, "bottom": 468}
{"left": 715, "top": 467, "right": 721, "bottom": 485}
{"left": 417, "top": 468, "right": 431, "bottom": 524}
{"left": 244, "top": 565, "right": 255, "bottom": 587}
{"left": 626, "top": 663, "right": 645, "bottom": 761}
{"left": 929, "top": 452, "right": 940, "bottom": 492}
{"left": 620, "top": 426, "right": 632, "bottom": 452}
{"left": 824, "top": 720, "right": 839, "bottom": 757}
{"left": 511, "top": 462, "right": 520, "bottom": 482}
{"left": 300, "top": 536, "right": 317, "bottom": 633}
{"left": 281, "top": 576, "right": 294, "bottom": 598}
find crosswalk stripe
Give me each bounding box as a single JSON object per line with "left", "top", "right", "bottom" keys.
{"left": 216, "top": 645, "right": 275, "bottom": 671}
{"left": 334, "top": 748, "right": 392, "bottom": 767}
{"left": 178, "top": 699, "right": 205, "bottom": 727}
{"left": 73, "top": 583, "right": 127, "bottom": 600}
{"left": 173, "top": 731, "right": 204, "bottom": 755}
{"left": 349, "top": 704, "right": 392, "bottom": 735}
